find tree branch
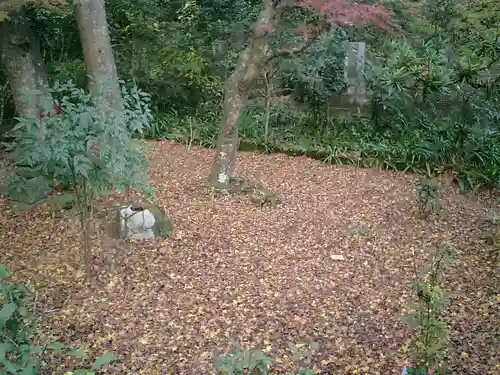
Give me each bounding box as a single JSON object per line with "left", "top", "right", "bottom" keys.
{"left": 275, "top": 0, "right": 297, "bottom": 9}
{"left": 266, "top": 34, "right": 318, "bottom": 62}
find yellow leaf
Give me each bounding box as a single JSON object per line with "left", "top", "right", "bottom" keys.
{"left": 200, "top": 351, "right": 210, "bottom": 359}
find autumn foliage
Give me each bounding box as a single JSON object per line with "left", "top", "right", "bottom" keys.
{"left": 296, "top": 0, "right": 392, "bottom": 29}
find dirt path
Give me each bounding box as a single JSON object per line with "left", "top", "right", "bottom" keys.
{"left": 0, "top": 141, "right": 498, "bottom": 375}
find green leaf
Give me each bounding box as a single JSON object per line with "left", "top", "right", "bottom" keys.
{"left": 0, "top": 303, "right": 17, "bottom": 328}
{"left": 3, "top": 360, "right": 21, "bottom": 374}
{"left": 17, "top": 306, "right": 31, "bottom": 318}
{"left": 46, "top": 341, "right": 66, "bottom": 353}
{"left": 72, "top": 369, "right": 95, "bottom": 375}
{"left": 19, "top": 344, "right": 31, "bottom": 360}
{"left": 91, "top": 351, "right": 116, "bottom": 370}
{"left": 0, "top": 265, "right": 10, "bottom": 279}
{"left": 287, "top": 342, "right": 298, "bottom": 354}
{"left": 69, "top": 348, "right": 88, "bottom": 359}
{"left": 28, "top": 346, "right": 43, "bottom": 356}
{"left": 309, "top": 341, "right": 320, "bottom": 350}
{"left": 78, "top": 111, "right": 93, "bottom": 128}
{"left": 0, "top": 342, "right": 15, "bottom": 361}
{"left": 20, "top": 364, "right": 39, "bottom": 375}
{"left": 287, "top": 342, "right": 301, "bottom": 361}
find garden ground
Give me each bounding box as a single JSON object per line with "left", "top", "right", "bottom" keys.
{"left": 0, "top": 141, "right": 498, "bottom": 375}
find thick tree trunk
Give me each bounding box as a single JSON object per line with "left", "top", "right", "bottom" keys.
{"left": 73, "top": 0, "right": 123, "bottom": 115}
{"left": 208, "top": 75, "right": 246, "bottom": 189}
{"left": 0, "top": 9, "right": 50, "bottom": 119}
{"left": 209, "top": 0, "right": 281, "bottom": 189}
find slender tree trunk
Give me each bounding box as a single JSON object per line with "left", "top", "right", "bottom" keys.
{"left": 263, "top": 65, "right": 274, "bottom": 146}
{"left": 209, "top": 0, "right": 281, "bottom": 189}
{"left": 73, "top": 0, "right": 123, "bottom": 115}
{"left": 0, "top": 9, "right": 50, "bottom": 119}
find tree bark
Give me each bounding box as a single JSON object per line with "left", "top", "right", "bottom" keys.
{"left": 73, "top": 0, "right": 123, "bottom": 115}
{"left": 208, "top": 0, "right": 281, "bottom": 189}
{"left": 0, "top": 8, "right": 50, "bottom": 119}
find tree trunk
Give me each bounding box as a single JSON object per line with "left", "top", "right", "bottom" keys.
{"left": 73, "top": 0, "right": 123, "bottom": 115}
{"left": 208, "top": 0, "right": 281, "bottom": 189}
{"left": 0, "top": 8, "right": 50, "bottom": 119}
{"left": 263, "top": 64, "right": 274, "bottom": 146}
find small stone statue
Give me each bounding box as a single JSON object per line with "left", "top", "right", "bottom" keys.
{"left": 119, "top": 205, "right": 156, "bottom": 241}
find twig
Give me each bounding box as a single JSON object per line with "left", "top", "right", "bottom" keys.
{"left": 187, "top": 121, "right": 194, "bottom": 152}
{"left": 32, "top": 290, "right": 39, "bottom": 317}
{"left": 5, "top": 333, "right": 19, "bottom": 348}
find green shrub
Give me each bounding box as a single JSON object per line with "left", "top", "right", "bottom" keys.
{"left": 213, "top": 339, "right": 319, "bottom": 375}
{"left": 0, "top": 80, "right": 154, "bottom": 274}
{"left": 1, "top": 79, "right": 153, "bottom": 208}
{"left": 404, "top": 244, "right": 453, "bottom": 374}
{"left": 416, "top": 177, "right": 443, "bottom": 219}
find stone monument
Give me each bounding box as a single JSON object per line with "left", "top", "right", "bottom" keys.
{"left": 344, "top": 41, "right": 368, "bottom": 107}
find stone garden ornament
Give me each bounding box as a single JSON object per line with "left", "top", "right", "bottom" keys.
{"left": 119, "top": 204, "right": 156, "bottom": 241}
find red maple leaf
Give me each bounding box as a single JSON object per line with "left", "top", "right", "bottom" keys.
{"left": 297, "top": 0, "right": 391, "bottom": 29}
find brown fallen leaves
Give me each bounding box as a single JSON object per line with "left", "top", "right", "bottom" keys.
{"left": 0, "top": 141, "right": 498, "bottom": 375}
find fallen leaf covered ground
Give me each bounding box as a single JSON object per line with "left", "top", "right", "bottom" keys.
{"left": 0, "top": 141, "right": 499, "bottom": 375}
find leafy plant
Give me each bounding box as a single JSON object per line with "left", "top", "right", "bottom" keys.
{"left": 213, "top": 339, "right": 273, "bottom": 375}
{"left": 286, "top": 341, "right": 319, "bottom": 375}
{"left": 416, "top": 177, "right": 443, "bottom": 219}
{"left": 1, "top": 80, "right": 154, "bottom": 274}
{"left": 404, "top": 243, "right": 453, "bottom": 374}
{"left": 213, "top": 339, "right": 319, "bottom": 375}
{"left": 0, "top": 265, "right": 116, "bottom": 375}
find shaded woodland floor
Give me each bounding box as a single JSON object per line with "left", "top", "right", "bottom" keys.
{"left": 1, "top": 141, "right": 499, "bottom": 375}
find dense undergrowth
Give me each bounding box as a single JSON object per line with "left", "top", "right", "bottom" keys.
{"left": 1, "top": 0, "right": 499, "bottom": 193}
{"left": 150, "top": 99, "right": 500, "bottom": 192}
